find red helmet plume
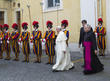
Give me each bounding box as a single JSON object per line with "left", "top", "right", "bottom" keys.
{"left": 12, "top": 23, "right": 18, "bottom": 28}
{"left": 22, "top": 22, "right": 28, "bottom": 28}
{"left": 32, "top": 21, "right": 39, "bottom": 26}
{"left": 98, "top": 18, "right": 103, "bottom": 23}
{"left": 61, "top": 20, "right": 68, "bottom": 26}
{"left": 46, "top": 21, "right": 53, "bottom": 26}
{"left": 3, "top": 24, "right": 9, "bottom": 28}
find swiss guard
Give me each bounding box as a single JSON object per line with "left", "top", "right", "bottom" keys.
{"left": 61, "top": 20, "right": 69, "bottom": 46}
{"left": 0, "top": 24, "right": 4, "bottom": 59}
{"left": 11, "top": 23, "right": 20, "bottom": 61}
{"left": 43, "top": 21, "right": 55, "bottom": 65}
{"left": 94, "top": 18, "right": 106, "bottom": 56}
{"left": 3, "top": 24, "right": 11, "bottom": 60}
{"left": 30, "top": 21, "right": 42, "bottom": 63}
{"left": 19, "top": 22, "right": 30, "bottom": 62}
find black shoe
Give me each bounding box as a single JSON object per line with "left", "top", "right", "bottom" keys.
{"left": 83, "top": 70, "right": 95, "bottom": 75}
{"left": 38, "top": 61, "right": 41, "bottom": 63}
{"left": 70, "top": 66, "right": 75, "bottom": 70}
{"left": 26, "top": 60, "right": 29, "bottom": 63}
{"left": 5, "top": 58, "right": 10, "bottom": 60}
{"left": 52, "top": 70, "right": 59, "bottom": 72}
{"left": 50, "top": 63, "right": 54, "bottom": 65}
{"left": 46, "top": 62, "right": 50, "bottom": 65}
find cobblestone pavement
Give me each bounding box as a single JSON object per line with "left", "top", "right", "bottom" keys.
{"left": 0, "top": 50, "right": 110, "bottom": 81}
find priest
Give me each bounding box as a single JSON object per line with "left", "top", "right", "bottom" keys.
{"left": 83, "top": 24, "right": 104, "bottom": 75}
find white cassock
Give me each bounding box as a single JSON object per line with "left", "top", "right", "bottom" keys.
{"left": 52, "top": 31, "right": 74, "bottom": 71}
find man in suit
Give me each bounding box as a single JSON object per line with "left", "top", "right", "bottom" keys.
{"left": 79, "top": 20, "right": 87, "bottom": 48}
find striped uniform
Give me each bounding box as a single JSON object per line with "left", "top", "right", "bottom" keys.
{"left": 31, "top": 30, "right": 42, "bottom": 62}
{"left": 0, "top": 32, "right": 3, "bottom": 59}
{"left": 94, "top": 26, "right": 106, "bottom": 55}
{"left": 3, "top": 31, "right": 11, "bottom": 60}
{"left": 20, "top": 31, "right": 30, "bottom": 61}
{"left": 43, "top": 30, "right": 55, "bottom": 64}
{"left": 94, "top": 26, "right": 106, "bottom": 49}
{"left": 11, "top": 31, "right": 20, "bottom": 60}
{"left": 63, "top": 30, "right": 69, "bottom": 46}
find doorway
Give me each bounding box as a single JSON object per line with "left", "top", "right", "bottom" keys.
{"left": 16, "top": 11, "right": 21, "bottom": 33}
{"left": 0, "top": 11, "right": 4, "bottom": 25}
{"left": 80, "top": 0, "right": 97, "bottom": 30}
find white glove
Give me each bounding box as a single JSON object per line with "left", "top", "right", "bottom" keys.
{"left": 30, "top": 41, "right": 33, "bottom": 45}
{"left": 0, "top": 41, "right": 2, "bottom": 43}
{"left": 18, "top": 42, "right": 21, "bottom": 45}
{"left": 42, "top": 39, "right": 46, "bottom": 42}
{"left": 7, "top": 40, "right": 9, "bottom": 43}
{"left": 31, "top": 37, "right": 33, "bottom": 39}
{"left": 30, "top": 42, "right": 33, "bottom": 46}
{"left": 19, "top": 38, "right": 21, "bottom": 41}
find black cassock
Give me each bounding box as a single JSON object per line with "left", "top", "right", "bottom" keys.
{"left": 83, "top": 31, "right": 104, "bottom": 75}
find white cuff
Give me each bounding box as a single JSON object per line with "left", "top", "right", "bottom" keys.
{"left": 0, "top": 41, "right": 2, "bottom": 43}
{"left": 19, "top": 38, "right": 21, "bottom": 41}
{"left": 7, "top": 40, "right": 9, "bottom": 43}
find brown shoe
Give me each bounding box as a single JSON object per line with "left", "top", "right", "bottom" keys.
{"left": 0, "top": 57, "right": 3, "bottom": 59}
{"left": 13, "top": 59, "right": 19, "bottom": 61}
{"left": 46, "top": 62, "right": 50, "bottom": 65}
{"left": 22, "top": 60, "right": 27, "bottom": 62}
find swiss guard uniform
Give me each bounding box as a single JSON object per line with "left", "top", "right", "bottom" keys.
{"left": 20, "top": 22, "right": 30, "bottom": 62}
{"left": 3, "top": 24, "right": 11, "bottom": 60}
{"left": 11, "top": 23, "right": 20, "bottom": 61}
{"left": 94, "top": 18, "right": 106, "bottom": 56}
{"left": 61, "top": 20, "right": 69, "bottom": 46}
{"left": 0, "top": 25, "right": 4, "bottom": 59}
{"left": 43, "top": 21, "right": 55, "bottom": 65}
{"left": 30, "top": 21, "right": 42, "bottom": 63}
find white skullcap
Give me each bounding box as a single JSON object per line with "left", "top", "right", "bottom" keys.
{"left": 87, "top": 24, "right": 91, "bottom": 28}
{"left": 57, "top": 26, "right": 61, "bottom": 29}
